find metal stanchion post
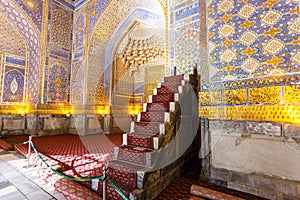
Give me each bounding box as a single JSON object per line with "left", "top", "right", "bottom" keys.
{"left": 174, "top": 66, "right": 177, "bottom": 76}
{"left": 103, "top": 165, "right": 108, "bottom": 200}
{"left": 27, "top": 136, "right": 32, "bottom": 168}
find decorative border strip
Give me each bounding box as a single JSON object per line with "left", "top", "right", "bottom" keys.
{"left": 200, "top": 105, "right": 300, "bottom": 124}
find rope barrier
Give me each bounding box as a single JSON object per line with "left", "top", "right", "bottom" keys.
{"left": 3, "top": 140, "right": 29, "bottom": 146}
{"left": 22, "top": 138, "right": 130, "bottom": 200}
{"left": 29, "top": 141, "right": 104, "bottom": 181}
{"left": 109, "top": 179, "right": 130, "bottom": 200}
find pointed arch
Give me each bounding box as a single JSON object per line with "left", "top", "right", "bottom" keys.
{"left": 0, "top": 0, "right": 41, "bottom": 103}
{"left": 87, "top": 0, "right": 167, "bottom": 105}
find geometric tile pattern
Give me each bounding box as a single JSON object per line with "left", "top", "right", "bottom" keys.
{"left": 44, "top": 1, "right": 72, "bottom": 104}
{"left": 47, "top": 62, "right": 70, "bottom": 103}
{"left": 87, "top": 0, "right": 110, "bottom": 37}
{"left": 0, "top": 16, "right": 27, "bottom": 58}
{"left": 0, "top": 15, "right": 28, "bottom": 104}
{"left": 74, "top": 13, "right": 85, "bottom": 49}
{"left": 50, "top": 2, "right": 72, "bottom": 49}
{"left": 87, "top": 0, "right": 130, "bottom": 104}
{"left": 205, "top": 0, "right": 299, "bottom": 90}
{"left": 15, "top": 0, "right": 43, "bottom": 30}
{"left": 172, "top": 0, "right": 201, "bottom": 75}
{"left": 175, "top": 27, "right": 201, "bottom": 74}
{"left": 71, "top": 6, "right": 86, "bottom": 105}
{"left": 221, "top": 88, "right": 246, "bottom": 105}
{"left": 70, "top": 59, "right": 84, "bottom": 104}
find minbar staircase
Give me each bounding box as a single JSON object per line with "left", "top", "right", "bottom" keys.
{"left": 99, "top": 73, "right": 199, "bottom": 199}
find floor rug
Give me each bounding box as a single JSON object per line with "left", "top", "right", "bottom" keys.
{"left": 2, "top": 133, "right": 122, "bottom": 199}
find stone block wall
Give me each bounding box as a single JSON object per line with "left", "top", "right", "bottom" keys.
{"left": 0, "top": 114, "right": 119, "bottom": 137}
{"left": 200, "top": 118, "right": 300, "bottom": 199}
{"left": 0, "top": 115, "right": 25, "bottom": 136}
{"left": 210, "top": 167, "right": 300, "bottom": 200}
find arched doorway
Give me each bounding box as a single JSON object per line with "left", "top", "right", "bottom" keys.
{"left": 87, "top": 0, "right": 167, "bottom": 107}
{"left": 112, "top": 21, "right": 166, "bottom": 107}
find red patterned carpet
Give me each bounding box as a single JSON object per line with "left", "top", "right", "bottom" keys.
{"left": 12, "top": 134, "right": 123, "bottom": 176}
{"left": 0, "top": 133, "right": 123, "bottom": 199}
{"left": 154, "top": 177, "right": 197, "bottom": 200}
{"left": 0, "top": 134, "right": 30, "bottom": 150}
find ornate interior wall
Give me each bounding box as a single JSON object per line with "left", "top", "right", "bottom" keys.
{"left": 44, "top": 0, "right": 73, "bottom": 104}
{"left": 0, "top": 0, "right": 41, "bottom": 104}
{"left": 170, "top": 0, "right": 202, "bottom": 75}
{"left": 87, "top": 0, "right": 167, "bottom": 106}
{"left": 0, "top": 14, "right": 27, "bottom": 103}
{"left": 199, "top": 0, "right": 300, "bottom": 124}
{"left": 0, "top": 0, "right": 298, "bottom": 119}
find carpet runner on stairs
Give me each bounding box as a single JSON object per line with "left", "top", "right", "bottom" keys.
{"left": 107, "top": 74, "right": 189, "bottom": 199}
{"left": 0, "top": 74, "right": 194, "bottom": 200}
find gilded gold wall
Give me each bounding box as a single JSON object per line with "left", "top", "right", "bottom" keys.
{"left": 199, "top": 85, "right": 300, "bottom": 124}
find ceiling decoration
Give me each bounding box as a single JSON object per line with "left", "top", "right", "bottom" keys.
{"left": 117, "top": 22, "right": 165, "bottom": 74}
{"left": 57, "top": 0, "right": 87, "bottom": 8}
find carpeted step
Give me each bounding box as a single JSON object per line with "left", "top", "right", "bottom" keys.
{"left": 114, "top": 146, "right": 154, "bottom": 166}
{"left": 160, "top": 78, "right": 185, "bottom": 88}
{"left": 162, "top": 75, "right": 185, "bottom": 87}
{"left": 123, "top": 133, "right": 161, "bottom": 150}
{"left": 97, "top": 181, "right": 130, "bottom": 200}
{"left": 143, "top": 102, "right": 175, "bottom": 112}
{"left": 154, "top": 85, "right": 179, "bottom": 95}
{"left": 0, "top": 139, "right": 13, "bottom": 150}
{"left": 107, "top": 160, "right": 146, "bottom": 194}
{"left": 149, "top": 93, "right": 177, "bottom": 103}
{"left": 131, "top": 122, "right": 164, "bottom": 135}
{"left": 163, "top": 74, "right": 184, "bottom": 83}
{"left": 137, "top": 111, "right": 170, "bottom": 123}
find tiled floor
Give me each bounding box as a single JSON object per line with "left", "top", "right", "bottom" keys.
{"left": 0, "top": 149, "right": 67, "bottom": 200}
